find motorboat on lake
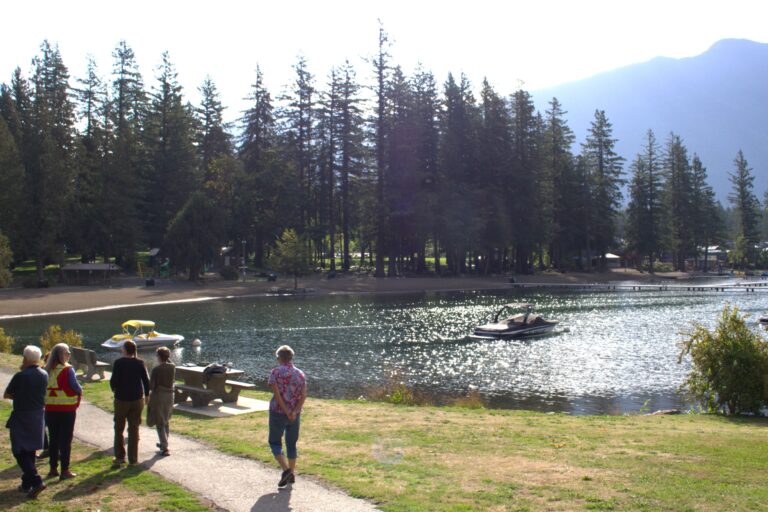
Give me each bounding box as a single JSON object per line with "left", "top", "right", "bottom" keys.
{"left": 101, "top": 320, "right": 184, "bottom": 350}
{"left": 473, "top": 303, "right": 559, "bottom": 339}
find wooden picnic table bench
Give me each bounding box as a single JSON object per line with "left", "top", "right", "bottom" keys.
{"left": 174, "top": 366, "right": 255, "bottom": 407}
{"left": 70, "top": 347, "right": 110, "bottom": 380}
{"left": 175, "top": 384, "right": 215, "bottom": 407}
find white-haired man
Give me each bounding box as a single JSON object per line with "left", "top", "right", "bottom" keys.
{"left": 268, "top": 344, "right": 307, "bottom": 489}
{"left": 4, "top": 345, "right": 48, "bottom": 498}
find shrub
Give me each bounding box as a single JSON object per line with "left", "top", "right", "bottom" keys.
{"left": 452, "top": 389, "right": 487, "bottom": 409}
{"left": 366, "top": 378, "right": 432, "bottom": 406}
{"left": 39, "top": 325, "right": 84, "bottom": 353}
{"left": 0, "top": 327, "right": 15, "bottom": 353}
{"left": 678, "top": 305, "right": 768, "bottom": 415}
{"left": 219, "top": 265, "right": 239, "bottom": 280}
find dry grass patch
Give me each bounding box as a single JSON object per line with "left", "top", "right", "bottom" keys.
{"left": 4, "top": 354, "right": 768, "bottom": 511}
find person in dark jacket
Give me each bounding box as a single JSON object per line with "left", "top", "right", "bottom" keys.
{"left": 4, "top": 345, "right": 48, "bottom": 498}
{"left": 110, "top": 340, "right": 149, "bottom": 466}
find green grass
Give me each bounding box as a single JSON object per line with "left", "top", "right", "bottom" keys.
{"left": 0, "top": 400, "right": 213, "bottom": 511}
{"left": 4, "top": 352, "right": 768, "bottom": 511}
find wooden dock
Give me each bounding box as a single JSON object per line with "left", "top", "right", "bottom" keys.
{"left": 510, "top": 280, "right": 768, "bottom": 293}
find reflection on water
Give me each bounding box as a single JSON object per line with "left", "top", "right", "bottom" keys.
{"left": 2, "top": 280, "right": 767, "bottom": 414}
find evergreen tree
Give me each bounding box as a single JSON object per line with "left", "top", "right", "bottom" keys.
{"left": 728, "top": 150, "right": 760, "bottom": 266}
{"left": 318, "top": 67, "right": 340, "bottom": 271}
{"left": 239, "top": 66, "right": 297, "bottom": 267}
{"left": 663, "top": 133, "right": 695, "bottom": 270}
{"left": 439, "top": 73, "right": 480, "bottom": 274}
{"left": 269, "top": 228, "right": 310, "bottom": 289}
{"left": 689, "top": 154, "right": 723, "bottom": 271}
{"left": 541, "top": 97, "right": 576, "bottom": 270}
{"left": 411, "top": 65, "right": 440, "bottom": 273}
{"left": 0, "top": 230, "right": 12, "bottom": 287}
{"left": 385, "top": 65, "right": 419, "bottom": 275}
{"left": 27, "top": 41, "right": 78, "bottom": 280}
{"left": 196, "top": 76, "right": 231, "bottom": 179}
{"left": 477, "top": 79, "right": 512, "bottom": 273}
{"left": 107, "top": 40, "right": 146, "bottom": 265}
{"left": 625, "top": 130, "right": 665, "bottom": 270}
{"left": 509, "top": 88, "right": 541, "bottom": 274}
{"left": 372, "top": 22, "right": 390, "bottom": 277}
{"left": 145, "top": 51, "right": 199, "bottom": 246}
{"left": 0, "top": 116, "right": 25, "bottom": 257}
{"left": 163, "top": 191, "right": 224, "bottom": 280}
{"left": 1, "top": 70, "right": 35, "bottom": 260}
{"left": 336, "top": 61, "right": 364, "bottom": 271}
{"left": 70, "top": 56, "right": 108, "bottom": 260}
{"left": 279, "top": 56, "right": 315, "bottom": 234}
{"left": 580, "top": 110, "right": 624, "bottom": 271}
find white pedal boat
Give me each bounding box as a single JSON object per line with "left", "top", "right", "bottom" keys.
{"left": 101, "top": 320, "right": 184, "bottom": 350}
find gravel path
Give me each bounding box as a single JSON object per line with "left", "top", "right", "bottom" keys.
{"left": 1, "top": 368, "right": 378, "bottom": 512}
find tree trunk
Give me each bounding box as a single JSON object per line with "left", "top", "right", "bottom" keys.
{"left": 433, "top": 237, "right": 440, "bottom": 273}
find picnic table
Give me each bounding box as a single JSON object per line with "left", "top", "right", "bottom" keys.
{"left": 174, "top": 366, "right": 256, "bottom": 407}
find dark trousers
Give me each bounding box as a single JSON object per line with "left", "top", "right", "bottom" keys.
{"left": 114, "top": 398, "right": 143, "bottom": 463}
{"left": 14, "top": 450, "right": 42, "bottom": 490}
{"left": 46, "top": 410, "right": 76, "bottom": 472}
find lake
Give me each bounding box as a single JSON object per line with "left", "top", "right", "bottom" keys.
{"left": 2, "top": 280, "right": 766, "bottom": 414}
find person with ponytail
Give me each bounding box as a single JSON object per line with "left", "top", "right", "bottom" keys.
{"left": 44, "top": 343, "right": 82, "bottom": 480}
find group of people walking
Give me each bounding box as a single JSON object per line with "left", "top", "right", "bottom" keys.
{"left": 4, "top": 340, "right": 307, "bottom": 499}
{"left": 4, "top": 340, "right": 177, "bottom": 498}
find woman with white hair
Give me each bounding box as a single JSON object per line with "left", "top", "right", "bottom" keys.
{"left": 44, "top": 343, "right": 82, "bottom": 480}
{"left": 4, "top": 345, "right": 48, "bottom": 498}
{"left": 267, "top": 344, "right": 307, "bottom": 489}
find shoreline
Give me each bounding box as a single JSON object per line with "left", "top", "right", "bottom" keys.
{"left": 0, "top": 268, "right": 696, "bottom": 319}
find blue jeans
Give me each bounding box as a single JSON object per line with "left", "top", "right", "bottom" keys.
{"left": 268, "top": 411, "right": 300, "bottom": 459}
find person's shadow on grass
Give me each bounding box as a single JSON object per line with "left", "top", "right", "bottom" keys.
{"left": 251, "top": 486, "right": 293, "bottom": 511}
{"left": 49, "top": 450, "right": 143, "bottom": 502}
{"left": 0, "top": 464, "right": 30, "bottom": 508}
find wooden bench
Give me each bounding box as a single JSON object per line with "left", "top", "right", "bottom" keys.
{"left": 70, "top": 347, "right": 110, "bottom": 381}
{"left": 175, "top": 384, "right": 215, "bottom": 407}
{"left": 203, "top": 378, "right": 256, "bottom": 403}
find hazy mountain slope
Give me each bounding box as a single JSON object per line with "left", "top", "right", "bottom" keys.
{"left": 533, "top": 39, "right": 768, "bottom": 201}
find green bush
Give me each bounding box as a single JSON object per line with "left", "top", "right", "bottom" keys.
{"left": 644, "top": 260, "right": 674, "bottom": 273}
{"left": 39, "top": 325, "right": 83, "bottom": 353}
{"left": 219, "top": 265, "right": 239, "bottom": 280}
{"left": 678, "top": 305, "right": 768, "bottom": 415}
{"left": 0, "top": 327, "right": 15, "bottom": 353}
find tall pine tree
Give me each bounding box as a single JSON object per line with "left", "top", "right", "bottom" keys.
{"left": 728, "top": 150, "right": 760, "bottom": 266}
{"left": 580, "top": 110, "right": 624, "bottom": 271}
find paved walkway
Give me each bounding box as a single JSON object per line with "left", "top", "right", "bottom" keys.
{"left": 0, "top": 369, "right": 378, "bottom": 512}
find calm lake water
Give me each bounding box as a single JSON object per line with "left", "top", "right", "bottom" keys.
{"left": 2, "top": 280, "right": 767, "bottom": 414}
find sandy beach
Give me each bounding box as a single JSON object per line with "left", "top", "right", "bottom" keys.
{"left": 0, "top": 268, "right": 684, "bottom": 318}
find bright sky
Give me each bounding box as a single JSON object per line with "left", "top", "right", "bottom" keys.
{"left": 1, "top": 0, "right": 766, "bottom": 122}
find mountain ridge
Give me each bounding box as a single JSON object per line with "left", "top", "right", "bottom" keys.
{"left": 533, "top": 38, "right": 768, "bottom": 202}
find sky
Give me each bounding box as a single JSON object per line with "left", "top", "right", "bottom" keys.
{"left": 1, "top": 0, "right": 766, "bottom": 122}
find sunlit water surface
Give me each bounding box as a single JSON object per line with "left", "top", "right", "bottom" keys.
{"left": 3, "top": 280, "right": 767, "bottom": 414}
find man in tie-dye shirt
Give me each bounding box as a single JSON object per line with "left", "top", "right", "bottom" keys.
{"left": 267, "top": 345, "right": 307, "bottom": 489}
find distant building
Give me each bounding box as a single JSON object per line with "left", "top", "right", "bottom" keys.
{"left": 61, "top": 263, "right": 121, "bottom": 286}
{"left": 604, "top": 253, "right": 622, "bottom": 269}
{"left": 689, "top": 246, "right": 728, "bottom": 271}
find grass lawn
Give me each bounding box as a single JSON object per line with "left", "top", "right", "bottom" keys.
{"left": 0, "top": 401, "right": 216, "bottom": 511}
{"left": 3, "top": 353, "right": 767, "bottom": 511}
